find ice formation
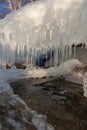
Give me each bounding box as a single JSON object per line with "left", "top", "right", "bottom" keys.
{"left": 0, "top": 0, "right": 87, "bottom": 67}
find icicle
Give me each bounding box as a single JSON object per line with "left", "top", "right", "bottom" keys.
{"left": 27, "top": 45, "right": 30, "bottom": 64}
{"left": 58, "top": 48, "right": 61, "bottom": 65}
{"left": 30, "top": 47, "right": 33, "bottom": 67}
{"left": 15, "top": 44, "right": 20, "bottom": 63}
{"left": 9, "top": 44, "right": 13, "bottom": 65}
{"left": 18, "top": 44, "right": 22, "bottom": 63}
{"left": 50, "top": 29, "right": 53, "bottom": 41}
{"left": 57, "top": 47, "right": 59, "bottom": 66}
{"left": 24, "top": 45, "right": 28, "bottom": 64}
{"left": 64, "top": 46, "right": 67, "bottom": 61}
{"left": 50, "top": 47, "right": 52, "bottom": 67}
{"left": 6, "top": 44, "right": 9, "bottom": 64}
{"left": 34, "top": 48, "right": 37, "bottom": 67}
{"left": 17, "top": 44, "right": 20, "bottom": 63}
{"left": 31, "top": 47, "right": 36, "bottom": 67}
{"left": 82, "top": 43, "right": 85, "bottom": 49}
{"left": 69, "top": 45, "right": 72, "bottom": 59}
{"left": 59, "top": 48, "right": 65, "bottom": 76}
{"left": 0, "top": 43, "right": 2, "bottom": 68}
{"left": 51, "top": 46, "right": 54, "bottom": 66}
{"left": 58, "top": 48, "right": 60, "bottom": 65}
{"left": 45, "top": 47, "right": 48, "bottom": 64}
{"left": 73, "top": 45, "right": 76, "bottom": 58}
{"left": 37, "top": 49, "right": 40, "bottom": 66}
{"left": 84, "top": 43, "right": 86, "bottom": 49}
{"left": 26, "top": 45, "right": 29, "bottom": 65}
{"left": 85, "top": 44, "right": 87, "bottom": 49}
{"left": 54, "top": 47, "right": 58, "bottom": 67}
{"left": 15, "top": 44, "right": 17, "bottom": 63}
{"left": 21, "top": 44, "right": 24, "bottom": 64}
{"left": 44, "top": 30, "right": 47, "bottom": 41}
{"left": 62, "top": 46, "right": 65, "bottom": 63}
{"left": 32, "top": 48, "right": 36, "bottom": 66}
{"left": 65, "top": 45, "right": 69, "bottom": 60}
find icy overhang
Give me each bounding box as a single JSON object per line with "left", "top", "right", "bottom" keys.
{"left": 0, "top": 0, "right": 87, "bottom": 48}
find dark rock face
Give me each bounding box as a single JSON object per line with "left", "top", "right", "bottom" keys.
{"left": 11, "top": 78, "right": 87, "bottom": 130}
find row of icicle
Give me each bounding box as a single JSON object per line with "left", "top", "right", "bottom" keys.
{"left": 0, "top": 43, "right": 86, "bottom": 69}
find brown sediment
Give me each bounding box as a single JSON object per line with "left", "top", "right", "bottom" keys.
{"left": 15, "top": 63, "right": 27, "bottom": 69}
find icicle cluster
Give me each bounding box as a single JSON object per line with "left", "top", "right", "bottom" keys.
{"left": 0, "top": 0, "right": 87, "bottom": 68}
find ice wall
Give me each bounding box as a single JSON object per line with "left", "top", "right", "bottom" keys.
{"left": 0, "top": 0, "right": 87, "bottom": 67}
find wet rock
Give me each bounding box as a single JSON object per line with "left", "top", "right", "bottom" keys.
{"left": 11, "top": 78, "right": 87, "bottom": 130}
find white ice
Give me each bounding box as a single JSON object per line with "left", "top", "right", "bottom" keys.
{"left": 0, "top": 0, "right": 86, "bottom": 47}
{"left": 0, "top": 0, "right": 87, "bottom": 65}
